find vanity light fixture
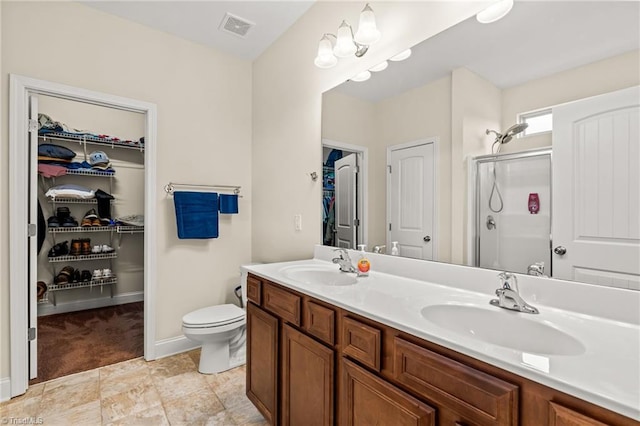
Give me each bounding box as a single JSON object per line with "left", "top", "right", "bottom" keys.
{"left": 314, "top": 3, "right": 381, "bottom": 69}
{"left": 389, "top": 49, "right": 412, "bottom": 62}
{"left": 369, "top": 61, "right": 388, "bottom": 72}
{"left": 350, "top": 70, "right": 372, "bottom": 82}
{"left": 476, "top": 0, "right": 514, "bottom": 24}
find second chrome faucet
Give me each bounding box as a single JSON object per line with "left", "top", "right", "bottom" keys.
{"left": 490, "top": 272, "right": 539, "bottom": 314}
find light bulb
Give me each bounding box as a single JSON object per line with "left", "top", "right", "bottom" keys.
{"left": 389, "top": 49, "right": 411, "bottom": 62}
{"left": 314, "top": 35, "right": 338, "bottom": 68}
{"left": 476, "top": 0, "right": 514, "bottom": 24}
{"left": 354, "top": 4, "right": 381, "bottom": 45}
{"left": 369, "top": 61, "right": 388, "bottom": 72}
{"left": 350, "top": 70, "right": 371, "bottom": 82}
{"left": 333, "top": 21, "right": 357, "bottom": 58}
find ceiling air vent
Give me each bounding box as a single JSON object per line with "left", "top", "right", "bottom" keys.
{"left": 219, "top": 13, "right": 255, "bottom": 39}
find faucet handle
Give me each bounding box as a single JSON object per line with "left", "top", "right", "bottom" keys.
{"left": 497, "top": 272, "right": 517, "bottom": 291}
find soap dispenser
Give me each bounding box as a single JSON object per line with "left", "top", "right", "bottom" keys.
{"left": 356, "top": 244, "right": 370, "bottom": 277}
{"left": 391, "top": 241, "right": 399, "bottom": 256}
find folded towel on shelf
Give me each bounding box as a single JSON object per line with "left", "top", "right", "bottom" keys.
{"left": 219, "top": 194, "right": 239, "bottom": 214}
{"left": 173, "top": 191, "right": 219, "bottom": 239}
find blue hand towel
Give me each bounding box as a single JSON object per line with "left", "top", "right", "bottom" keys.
{"left": 219, "top": 194, "right": 239, "bottom": 214}
{"left": 173, "top": 191, "right": 219, "bottom": 239}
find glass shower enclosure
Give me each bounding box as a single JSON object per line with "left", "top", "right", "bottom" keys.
{"left": 472, "top": 149, "right": 552, "bottom": 276}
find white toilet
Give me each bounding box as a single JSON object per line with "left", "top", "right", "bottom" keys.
{"left": 182, "top": 304, "right": 246, "bottom": 374}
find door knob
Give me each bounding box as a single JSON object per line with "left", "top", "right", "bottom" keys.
{"left": 423, "top": 236, "right": 431, "bottom": 242}
{"left": 554, "top": 246, "right": 567, "bottom": 255}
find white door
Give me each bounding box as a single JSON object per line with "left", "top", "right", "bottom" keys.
{"left": 28, "top": 95, "right": 39, "bottom": 378}
{"left": 387, "top": 141, "right": 435, "bottom": 260}
{"left": 335, "top": 154, "right": 358, "bottom": 249}
{"left": 552, "top": 86, "right": 640, "bottom": 289}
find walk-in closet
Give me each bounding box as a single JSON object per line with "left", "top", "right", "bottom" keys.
{"left": 33, "top": 95, "right": 145, "bottom": 383}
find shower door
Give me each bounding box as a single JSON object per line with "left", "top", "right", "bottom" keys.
{"left": 475, "top": 150, "right": 551, "bottom": 275}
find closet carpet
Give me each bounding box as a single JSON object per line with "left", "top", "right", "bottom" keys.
{"left": 31, "top": 302, "right": 144, "bottom": 384}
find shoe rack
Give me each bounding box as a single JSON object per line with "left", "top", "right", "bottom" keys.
{"left": 39, "top": 136, "right": 144, "bottom": 307}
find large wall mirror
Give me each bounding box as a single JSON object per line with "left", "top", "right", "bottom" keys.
{"left": 321, "top": 1, "right": 640, "bottom": 290}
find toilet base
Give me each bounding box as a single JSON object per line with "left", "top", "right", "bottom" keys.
{"left": 199, "top": 341, "right": 231, "bottom": 374}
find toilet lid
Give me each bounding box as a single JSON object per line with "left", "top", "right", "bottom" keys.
{"left": 182, "top": 304, "right": 245, "bottom": 327}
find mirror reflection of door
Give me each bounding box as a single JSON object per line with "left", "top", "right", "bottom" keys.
{"left": 322, "top": 146, "right": 363, "bottom": 249}
{"left": 387, "top": 140, "right": 435, "bottom": 260}
{"left": 335, "top": 154, "right": 358, "bottom": 248}
{"left": 552, "top": 86, "right": 640, "bottom": 287}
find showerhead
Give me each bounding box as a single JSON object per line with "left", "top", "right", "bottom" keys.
{"left": 486, "top": 122, "right": 529, "bottom": 153}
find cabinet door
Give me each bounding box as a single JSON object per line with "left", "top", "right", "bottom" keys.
{"left": 246, "top": 303, "right": 279, "bottom": 424}
{"left": 548, "top": 402, "right": 608, "bottom": 426}
{"left": 282, "top": 324, "right": 334, "bottom": 426}
{"left": 341, "top": 358, "right": 435, "bottom": 426}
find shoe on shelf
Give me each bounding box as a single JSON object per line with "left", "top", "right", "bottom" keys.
{"left": 71, "top": 269, "right": 81, "bottom": 283}
{"left": 81, "top": 270, "right": 92, "bottom": 282}
{"left": 61, "top": 216, "right": 78, "bottom": 227}
{"left": 56, "top": 206, "right": 70, "bottom": 220}
{"left": 91, "top": 245, "right": 102, "bottom": 254}
{"left": 54, "top": 266, "right": 74, "bottom": 284}
{"left": 47, "top": 216, "right": 60, "bottom": 228}
{"left": 81, "top": 239, "right": 92, "bottom": 256}
{"left": 69, "top": 239, "right": 82, "bottom": 256}
{"left": 48, "top": 241, "right": 69, "bottom": 257}
{"left": 101, "top": 244, "right": 115, "bottom": 254}
{"left": 102, "top": 268, "right": 113, "bottom": 278}
{"left": 81, "top": 209, "right": 98, "bottom": 227}
{"left": 92, "top": 269, "right": 103, "bottom": 280}
{"left": 37, "top": 281, "right": 48, "bottom": 299}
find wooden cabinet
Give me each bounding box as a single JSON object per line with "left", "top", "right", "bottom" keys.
{"left": 246, "top": 302, "right": 279, "bottom": 425}
{"left": 341, "top": 358, "right": 435, "bottom": 425}
{"left": 245, "top": 274, "right": 638, "bottom": 426}
{"left": 281, "top": 324, "right": 334, "bottom": 426}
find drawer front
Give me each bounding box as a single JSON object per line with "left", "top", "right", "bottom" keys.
{"left": 304, "top": 301, "right": 335, "bottom": 345}
{"left": 263, "top": 282, "right": 301, "bottom": 326}
{"left": 548, "top": 402, "right": 608, "bottom": 426}
{"left": 342, "top": 317, "right": 381, "bottom": 371}
{"left": 247, "top": 275, "right": 262, "bottom": 305}
{"left": 393, "top": 337, "right": 518, "bottom": 426}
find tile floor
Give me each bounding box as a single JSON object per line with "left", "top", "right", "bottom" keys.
{"left": 0, "top": 349, "right": 267, "bottom": 425}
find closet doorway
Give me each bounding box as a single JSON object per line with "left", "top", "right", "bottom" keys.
{"left": 321, "top": 139, "right": 367, "bottom": 249}
{"left": 9, "top": 75, "right": 157, "bottom": 397}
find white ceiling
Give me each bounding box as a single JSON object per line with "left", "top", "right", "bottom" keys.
{"left": 335, "top": 1, "right": 640, "bottom": 102}
{"left": 81, "top": 1, "right": 315, "bottom": 61}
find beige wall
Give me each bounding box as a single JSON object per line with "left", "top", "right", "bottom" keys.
{"left": 500, "top": 50, "right": 640, "bottom": 154}
{"left": 1, "top": 1, "right": 252, "bottom": 378}
{"left": 252, "top": 1, "right": 490, "bottom": 263}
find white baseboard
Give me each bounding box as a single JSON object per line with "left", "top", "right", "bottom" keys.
{"left": 0, "top": 377, "right": 11, "bottom": 403}
{"left": 153, "top": 336, "right": 199, "bottom": 360}
{"left": 37, "top": 291, "right": 144, "bottom": 317}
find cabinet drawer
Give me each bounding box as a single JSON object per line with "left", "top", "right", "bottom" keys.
{"left": 393, "top": 337, "right": 518, "bottom": 426}
{"left": 263, "top": 282, "right": 301, "bottom": 326}
{"left": 304, "top": 301, "right": 335, "bottom": 345}
{"left": 548, "top": 402, "right": 608, "bottom": 426}
{"left": 342, "top": 317, "right": 381, "bottom": 371}
{"left": 246, "top": 275, "right": 262, "bottom": 305}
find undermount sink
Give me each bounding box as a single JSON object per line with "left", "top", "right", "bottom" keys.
{"left": 421, "top": 304, "right": 585, "bottom": 356}
{"left": 281, "top": 265, "right": 357, "bottom": 286}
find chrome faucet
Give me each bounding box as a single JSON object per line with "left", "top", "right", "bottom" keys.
{"left": 332, "top": 249, "right": 356, "bottom": 273}
{"left": 372, "top": 245, "right": 386, "bottom": 254}
{"left": 489, "top": 272, "right": 539, "bottom": 314}
{"left": 527, "top": 262, "right": 546, "bottom": 277}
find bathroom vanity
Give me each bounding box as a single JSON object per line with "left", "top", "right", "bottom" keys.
{"left": 243, "top": 247, "right": 640, "bottom": 426}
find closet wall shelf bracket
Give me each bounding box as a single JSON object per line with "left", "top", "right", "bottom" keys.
{"left": 164, "top": 182, "right": 242, "bottom": 197}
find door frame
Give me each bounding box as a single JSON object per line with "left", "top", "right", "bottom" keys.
{"left": 9, "top": 74, "right": 158, "bottom": 397}
{"left": 386, "top": 138, "right": 438, "bottom": 260}
{"left": 321, "top": 138, "right": 368, "bottom": 248}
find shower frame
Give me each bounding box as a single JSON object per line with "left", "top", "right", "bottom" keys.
{"left": 468, "top": 147, "right": 553, "bottom": 273}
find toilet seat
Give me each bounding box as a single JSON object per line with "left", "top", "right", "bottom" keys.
{"left": 182, "top": 304, "right": 245, "bottom": 329}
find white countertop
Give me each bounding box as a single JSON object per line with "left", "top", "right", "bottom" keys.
{"left": 242, "top": 248, "right": 640, "bottom": 421}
